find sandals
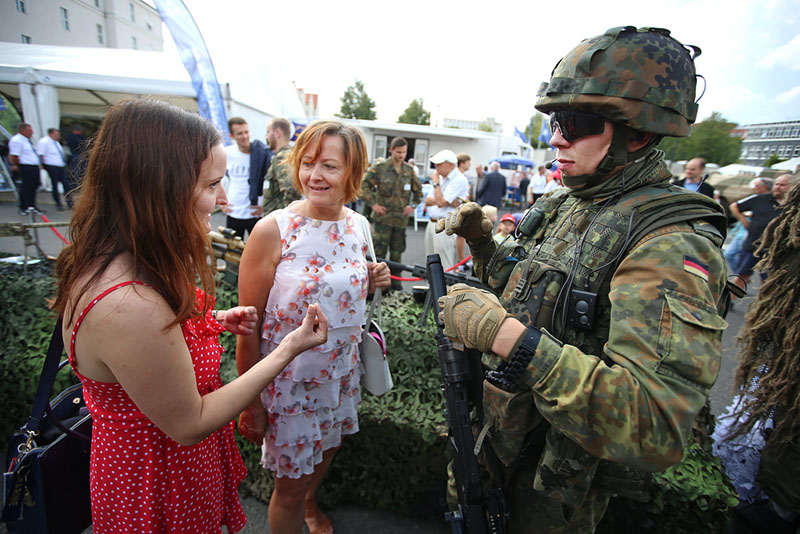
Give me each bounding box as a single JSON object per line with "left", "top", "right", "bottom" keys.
{"left": 304, "top": 497, "right": 334, "bottom": 534}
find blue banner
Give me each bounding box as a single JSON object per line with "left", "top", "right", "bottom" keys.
{"left": 514, "top": 126, "right": 528, "bottom": 144}
{"left": 291, "top": 120, "right": 307, "bottom": 142}
{"left": 538, "top": 119, "right": 552, "bottom": 147}
{"left": 153, "top": 0, "right": 230, "bottom": 145}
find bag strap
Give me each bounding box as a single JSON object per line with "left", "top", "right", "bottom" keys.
{"left": 360, "top": 215, "right": 382, "bottom": 326}
{"left": 24, "top": 318, "right": 65, "bottom": 435}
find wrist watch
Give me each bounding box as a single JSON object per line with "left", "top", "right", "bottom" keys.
{"left": 432, "top": 183, "right": 440, "bottom": 188}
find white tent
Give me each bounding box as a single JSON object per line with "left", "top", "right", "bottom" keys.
{"left": 0, "top": 42, "right": 304, "bottom": 139}
{"left": 715, "top": 163, "right": 764, "bottom": 176}
{"left": 771, "top": 157, "right": 800, "bottom": 173}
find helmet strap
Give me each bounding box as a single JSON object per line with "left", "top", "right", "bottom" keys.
{"left": 561, "top": 124, "right": 630, "bottom": 190}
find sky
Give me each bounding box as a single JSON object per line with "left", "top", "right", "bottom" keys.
{"left": 165, "top": 0, "right": 800, "bottom": 134}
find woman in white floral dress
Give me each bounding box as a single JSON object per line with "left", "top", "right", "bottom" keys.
{"left": 236, "top": 120, "right": 391, "bottom": 534}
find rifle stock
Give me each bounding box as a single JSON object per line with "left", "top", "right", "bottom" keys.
{"left": 208, "top": 227, "right": 245, "bottom": 286}
{"left": 426, "top": 254, "right": 506, "bottom": 534}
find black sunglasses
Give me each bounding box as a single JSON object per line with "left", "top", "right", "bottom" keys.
{"left": 549, "top": 111, "right": 606, "bottom": 142}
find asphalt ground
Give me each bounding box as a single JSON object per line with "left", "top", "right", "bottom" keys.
{"left": 0, "top": 191, "right": 752, "bottom": 533}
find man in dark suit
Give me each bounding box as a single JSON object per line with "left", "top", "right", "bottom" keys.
{"left": 674, "top": 157, "right": 714, "bottom": 198}
{"left": 476, "top": 161, "right": 507, "bottom": 208}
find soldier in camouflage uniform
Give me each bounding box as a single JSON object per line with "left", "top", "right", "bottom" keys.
{"left": 361, "top": 136, "right": 422, "bottom": 289}
{"left": 262, "top": 117, "right": 301, "bottom": 215}
{"left": 435, "top": 27, "right": 730, "bottom": 532}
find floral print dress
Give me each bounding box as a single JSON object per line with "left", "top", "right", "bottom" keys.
{"left": 260, "top": 204, "right": 369, "bottom": 478}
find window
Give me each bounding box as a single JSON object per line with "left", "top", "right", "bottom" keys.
{"left": 794, "top": 145, "right": 800, "bottom": 157}
{"left": 15, "top": 0, "right": 26, "bottom": 13}
{"left": 97, "top": 24, "right": 104, "bottom": 44}
{"left": 778, "top": 146, "right": 786, "bottom": 157}
{"left": 768, "top": 129, "right": 776, "bottom": 138}
{"left": 60, "top": 7, "right": 69, "bottom": 31}
{"left": 21, "top": 34, "right": 31, "bottom": 44}
{"left": 131, "top": 36, "right": 137, "bottom": 49}
{"left": 792, "top": 127, "right": 800, "bottom": 137}
{"left": 146, "top": 18, "right": 153, "bottom": 31}
{"left": 94, "top": 0, "right": 101, "bottom": 7}
{"left": 129, "top": 3, "right": 135, "bottom": 22}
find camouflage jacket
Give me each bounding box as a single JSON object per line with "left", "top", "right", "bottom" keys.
{"left": 472, "top": 152, "right": 728, "bottom": 476}
{"left": 262, "top": 145, "right": 300, "bottom": 214}
{"left": 361, "top": 158, "right": 422, "bottom": 227}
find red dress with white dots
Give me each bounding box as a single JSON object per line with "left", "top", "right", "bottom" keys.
{"left": 69, "top": 282, "right": 247, "bottom": 533}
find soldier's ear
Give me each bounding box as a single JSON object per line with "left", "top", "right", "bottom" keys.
{"left": 626, "top": 130, "right": 653, "bottom": 152}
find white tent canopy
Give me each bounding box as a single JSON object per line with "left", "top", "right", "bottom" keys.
{"left": 0, "top": 42, "right": 304, "bottom": 139}
{"left": 771, "top": 157, "right": 800, "bottom": 173}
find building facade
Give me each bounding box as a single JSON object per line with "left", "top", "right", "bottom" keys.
{"left": 739, "top": 120, "right": 800, "bottom": 165}
{"left": 1, "top": 0, "right": 163, "bottom": 51}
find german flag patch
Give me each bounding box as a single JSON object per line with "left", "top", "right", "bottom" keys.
{"left": 683, "top": 256, "right": 709, "bottom": 282}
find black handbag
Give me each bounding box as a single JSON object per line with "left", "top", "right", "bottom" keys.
{"left": 1, "top": 318, "right": 93, "bottom": 534}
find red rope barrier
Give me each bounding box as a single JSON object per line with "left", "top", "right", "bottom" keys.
{"left": 388, "top": 255, "right": 472, "bottom": 282}
{"left": 39, "top": 215, "right": 71, "bottom": 245}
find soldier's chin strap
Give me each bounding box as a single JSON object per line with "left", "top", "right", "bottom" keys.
{"left": 561, "top": 125, "right": 662, "bottom": 191}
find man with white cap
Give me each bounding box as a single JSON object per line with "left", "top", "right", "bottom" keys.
{"left": 424, "top": 149, "right": 469, "bottom": 269}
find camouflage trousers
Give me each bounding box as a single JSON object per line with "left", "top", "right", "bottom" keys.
{"left": 446, "top": 458, "right": 610, "bottom": 533}
{"left": 373, "top": 222, "right": 406, "bottom": 289}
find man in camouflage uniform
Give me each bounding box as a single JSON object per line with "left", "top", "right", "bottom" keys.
{"left": 361, "top": 136, "right": 422, "bottom": 290}
{"left": 262, "top": 117, "right": 300, "bottom": 215}
{"left": 435, "top": 27, "right": 729, "bottom": 532}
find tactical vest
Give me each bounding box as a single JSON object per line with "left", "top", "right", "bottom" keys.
{"left": 480, "top": 182, "right": 727, "bottom": 508}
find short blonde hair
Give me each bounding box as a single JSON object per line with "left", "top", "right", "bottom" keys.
{"left": 289, "top": 120, "right": 368, "bottom": 203}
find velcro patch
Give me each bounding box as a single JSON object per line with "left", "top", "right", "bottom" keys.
{"left": 683, "top": 256, "right": 709, "bottom": 281}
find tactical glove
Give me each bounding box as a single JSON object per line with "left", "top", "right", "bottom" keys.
{"left": 435, "top": 202, "right": 494, "bottom": 241}
{"left": 437, "top": 283, "right": 511, "bottom": 354}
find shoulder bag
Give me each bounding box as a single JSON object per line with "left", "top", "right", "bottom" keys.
{"left": 1, "top": 318, "right": 93, "bottom": 534}
{"left": 357, "top": 216, "right": 393, "bottom": 396}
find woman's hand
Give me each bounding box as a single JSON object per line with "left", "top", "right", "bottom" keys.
{"left": 238, "top": 401, "right": 267, "bottom": 444}
{"left": 281, "top": 303, "right": 328, "bottom": 355}
{"left": 217, "top": 306, "right": 258, "bottom": 335}
{"left": 368, "top": 262, "right": 391, "bottom": 292}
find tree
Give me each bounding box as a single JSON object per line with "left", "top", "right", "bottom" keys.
{"left": 397, "top": 98, "right": 430, "bottom": 125}
{"left": 657, "top": 111, "right": 742, "bottom": 166}
{"left": 336, "top": 80, "right": 377, "bottom": 120}
{"left": 524, "top": 114, "right": 546, "bottom": 148}
{"left": 764, "top": 154, "right": 787, "bottom": 168}
{"left": 477, "top": 123, "right": 493, "bottom": 132}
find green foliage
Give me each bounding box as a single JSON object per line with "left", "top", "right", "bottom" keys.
{"left": 336, "top": 80, "right": 377, "bottom": 121}
{"left": 764, "top": 154, "right": 787, "bottom": 168}
{"left": 0, "top": 261, "right": 77, "bottom": 451}
{"left": 658, "top": 111, "right": 743, "bottom": 166}
{"left": 0, "top": 265, "right": 741, "bottom": 528}
{"left": 477, "top": 123, "right": 494, "bottom": 132}
{"left": 398, "top": 98, "right": 431, "bottom": 125}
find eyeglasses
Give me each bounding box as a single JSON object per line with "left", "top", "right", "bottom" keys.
{"left": 549, "top": 111, "right": 606, "bottom": 143}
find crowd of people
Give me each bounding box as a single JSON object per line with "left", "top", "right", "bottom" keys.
{"left": 4, "top": 21, "right": 798, "bottom": 534}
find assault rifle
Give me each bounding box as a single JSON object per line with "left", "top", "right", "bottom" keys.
{"left": 427, "top": 254, "right": 507, "bottom": 534}
{"left": 208, "top": 227, "right": 245, "bottom": 287}
{"left": 379, "top": 258, "right": 485, "bottom": 326}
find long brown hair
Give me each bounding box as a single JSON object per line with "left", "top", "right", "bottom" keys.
{"left": 727, "top": 180, "right": 800, "bottom": 457}
{"left": 288, "top": 120, "right": 367, "bottom": 203}
{"left": 54, "top": 98, "right": 221, "bottom": 326}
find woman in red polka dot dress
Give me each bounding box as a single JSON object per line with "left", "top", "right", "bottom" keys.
{"left": 53, "top": 99, "right": 328, "bottom": 534}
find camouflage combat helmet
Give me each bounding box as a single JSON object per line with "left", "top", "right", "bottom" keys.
{"left": 535, "top": 26, "right": 701, "bottom": 138}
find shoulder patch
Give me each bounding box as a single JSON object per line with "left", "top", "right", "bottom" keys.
{"left": 683, "top": 256, "right": 709, "bottom": 281}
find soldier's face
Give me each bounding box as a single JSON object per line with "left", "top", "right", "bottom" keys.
{"left": 551, "top": 120, "right": 613, "bottom": 184}
{"left": 298, "top": 135, "right": 348, "bottom": 207}
{"left": 389, "top": 145, "right": 407, "bottom": 164}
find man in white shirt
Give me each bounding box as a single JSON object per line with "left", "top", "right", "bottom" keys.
{"left": 222, "top": 117, "right": 271, "bottom": 239}
{"left": 8, "top": 122, "right": 42, "bottom": 215}
{"left": 528, "top": 165, "right": 548, "bottom": 206}
{"left": 424, "top": 149, "right": 469, "bottom": 269}
{"left": 37, "top": 128, "right": 71, "bottom": 210}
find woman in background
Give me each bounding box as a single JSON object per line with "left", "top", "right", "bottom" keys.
{"left": 237, "top": 120, "right": 390, "bottom": 534}
{"left": 54, "top": 99, "right": 327, "bottom": 533}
